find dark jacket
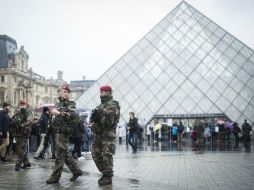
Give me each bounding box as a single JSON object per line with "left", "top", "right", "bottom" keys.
{"left": 242, "top": 122, "right": 252, "bottom": 135}
{"left": 72, "top": 121, "right": 85, "bottom": 139}
{"left": 39, "top": 113, "right": 50, "bottom": 134}
{"left": 0, "top": 110, "right": 10, "bottom": 138}
{"left": 177, "top": 124, "right": 184, "bottom": 134}
{"left": 31, "top": 121, "right": 40, "bottom": 136}
{"left": 128, "top": 117, "right": 138, "bottom": 133}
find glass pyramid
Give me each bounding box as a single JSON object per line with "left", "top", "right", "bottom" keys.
{"left": 76, "top": 1, "right": 254, "bottom": 125}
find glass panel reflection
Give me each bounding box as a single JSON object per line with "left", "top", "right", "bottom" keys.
{"left": 76, "top": 1, "right": 254, "bottom": 125}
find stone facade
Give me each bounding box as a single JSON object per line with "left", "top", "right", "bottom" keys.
{"left": 0, "top": 35, "right": 65, "bottom": 110}
{"left": 69, "top": 76, "right": 95, "bottom": 101}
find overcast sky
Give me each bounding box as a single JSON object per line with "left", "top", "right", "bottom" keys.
{"left": 1, "top": 0, "right": 254, "bottom": 82}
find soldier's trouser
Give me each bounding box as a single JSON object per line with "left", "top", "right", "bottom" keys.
{"left": 0, "top": 132, "right": 9, "bottom": 157}
{"left": 16, "top": 136, "right": 30, "bottom": 165}
{"left": 51, "top": 134, "right": 80, "bottom": 177}
{"left": 92, "top": 140, "right": 115, "bottom": 177}
{"left": 177, "top": 133, "right": 183, "bottom": 142}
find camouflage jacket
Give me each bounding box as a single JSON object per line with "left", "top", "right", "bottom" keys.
{"left": 11, "top": 108, "right": 33, "bottom": 137}
{"left": 193, "top": 120, "right": 205, "bottom": 133}
{"left": 51, "top": 97, "right": 79, "bottom": 135}
{"left": 92, "top": 95, "right": 120, "bottom": 140}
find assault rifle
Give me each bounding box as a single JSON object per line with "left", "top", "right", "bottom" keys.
{"left": 90, "top": 107, "right": 100, "bottom": 123}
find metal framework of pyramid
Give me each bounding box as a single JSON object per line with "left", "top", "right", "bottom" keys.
{"left": 76, "top": 1, "right": 254, "bottom": 125}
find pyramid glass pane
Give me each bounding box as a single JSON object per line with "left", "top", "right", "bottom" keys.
{"left": 77, "top": 1, "right": 254, "bottom": 124}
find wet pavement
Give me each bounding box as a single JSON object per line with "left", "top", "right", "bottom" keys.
{"left": 1, "top": 139, "right": 254, "bottom": 190}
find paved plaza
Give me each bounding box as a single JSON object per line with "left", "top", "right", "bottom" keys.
{"left": 0, "top": 139, "right": 254, "bottom": 190}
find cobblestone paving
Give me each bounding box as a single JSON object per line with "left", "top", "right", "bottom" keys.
{"left": 0, "top": 140, "right": 254, "bottom": 190}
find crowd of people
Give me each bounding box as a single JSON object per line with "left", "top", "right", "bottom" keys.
{"left": 118, "top": 117, "right": 253, "bottom": 151}
{"left": 0, "top": 84, "right": 120, "bottom": 186}
{"left": 0, "top": 83, "right": 253, "bottom": 186}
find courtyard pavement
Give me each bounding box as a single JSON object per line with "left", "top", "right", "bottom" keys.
{"left": 0, "top": 139, "right": 254, "bottom": 190}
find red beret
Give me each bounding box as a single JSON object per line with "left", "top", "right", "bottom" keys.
{"left": 19, "top": 100, "right": 26, "bottom": 105}
{"left": 62, "top": 84, "right": 71, "bottom": 93}
{"left": 100, "top": 85, "right": 112, "bottom": 91}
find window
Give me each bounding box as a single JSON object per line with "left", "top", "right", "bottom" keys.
{"left": 21, "top": 60, "right": 24, "bottom": 71}
{"left": 45, "top": 87, "right": 48, "bottom": 93}
{"left": 44, "top": 98, "right": 49, "bottom": 104}
{"left": 1, "top": 76, "right": 4, "bottom": 82}
{"left": 0, "top": 91, "right": 4, "bottom": 103}
{"left": 36, "top": 96, "right": 39, "bottom": 105}
{"left": 14, "top": 92, "right": 17, "bottom": 105}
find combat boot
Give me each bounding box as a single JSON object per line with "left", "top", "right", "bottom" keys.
{"left": 98, "top": 175, "right": 104, "bottom": 183}
{"left": 21, "top": 163, "right": 31, "bottom": 169}
{"left": 0, "top": 156, "right": 11, "bottom": 162}
{"left": 70, "top": 169, "right": 83, "bottom": 181}
{"left": 98, "top": 175, "right": 112, "bottom": 186}
{"left": 46, "top": 175, "right": 60, "bottom": 184}
{"left": 0, "top": 156, "right": 6, "bottom": 162}
{"left": 15, "top": 164, "right": 21, "bottom": 171}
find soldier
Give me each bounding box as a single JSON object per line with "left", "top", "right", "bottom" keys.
{"left": 193, "top": 118, "right": 205, "bottom": 145}
{"left": 90, "top": 85, "right": 120, "bottom": 186}
{"left": 46, "top": 84, "right": 83, "bottom": 184}
{"left": 12, "top": 100, "right": 33, "bottom": 171}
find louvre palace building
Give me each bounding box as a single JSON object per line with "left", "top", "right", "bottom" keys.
{"left": 0, "top": 35, "right": 65, "bottom": 110}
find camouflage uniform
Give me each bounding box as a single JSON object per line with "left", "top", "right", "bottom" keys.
{"left": 193, "top": 119, "right": 205, "bottom": 145}
{"left": 12, "top": 108, "right": 33, "bottom": 170}
{"left": 91, "top": 94, "right": 120, "bottom": 185}
{"left": 46, "top": 97, "right": 82, "bottom": 184}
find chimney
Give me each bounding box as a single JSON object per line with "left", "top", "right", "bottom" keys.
{"left": 57, "top": 70, "right": 63, "bottom": 80}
